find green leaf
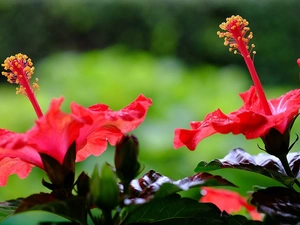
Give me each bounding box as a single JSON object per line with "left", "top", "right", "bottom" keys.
{"left": 126, "top": 170, "right": 235, "bottom": 204}
{"left": 225, "top": 215, "right": 262, "bottom": 225}
{"left": 15, "top": 193, "right": 87, "bottom": 223}
{"left": 124, "top": 194, "right": 224, "bottom": 224}
{"left": 90, "top": 163, "right": 120, "bottom": 210}
{"left": 195, "top": 161, "right": 222, "bottom": 172}
{"left": 90, "top": 165, "right": 101, "bottom": 203}
{"left": 38, "top": 222, "right": 78, "bottom": 225}
{"left": 0, "top": 198, "right": 22, "bottom": 222}
{"left": 195, "top": 148, "right": 298, "bottom": 187}
{"left": 251, "top": 186, "right": 300, "bottom": 224}
{"left": 123, "top": 194, "right": 261, "bottom": 225}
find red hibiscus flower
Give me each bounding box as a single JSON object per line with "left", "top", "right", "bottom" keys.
{"left": 174, "top": 15, "right": 300, "bottom": 155}
{"left": 71, "top": 94, "right": 152, "bottom": 161}
{"left": 0, "top": 97, "right": 84, "bottom": 185}
{"left": 200, "top": 187, "right": 262, "bottom": 221}
{"left": 174, "top": 86, "right": 300, "bottom": 150}
{"left": 0, "top": 53, "right": 152, "bottom": 186}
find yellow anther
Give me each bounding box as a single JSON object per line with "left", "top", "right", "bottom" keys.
{"left": 2, "top": 53, "right": 43, "bottom": 118}
{"left": 16, "top": 86, "right": 26, "bottom": 95}
{"left": 1, "top": 53, "right": 39, "bottom": 96}
{"left": 217, "top": 15, "right": 256, "bottom": 57}
{"left": 32, "top": 82, "right": 40, "bottom": 91}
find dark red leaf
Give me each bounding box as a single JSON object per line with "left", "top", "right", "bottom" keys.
{"left": 251, "top": 186, "right": 300, "bottom": 224}
{"left": 195, "top": 148, "right": 300, "bottom": 187}
{"left": 126, "top": 170, "right": 236, "bottom": 205}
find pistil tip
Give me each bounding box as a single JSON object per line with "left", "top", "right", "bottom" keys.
{"left": 217, "top": 15, "right": 255, "bottom": 58}
{"left": 1, "top": 53, "right": 39, "bottom": 96}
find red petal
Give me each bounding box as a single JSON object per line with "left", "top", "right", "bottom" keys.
{"left": 200, "top": 187, "right": 262, "bottom": 221}
{"left": 268, "top": 89, "right": 300, "bottom": 133}
{"left": 71, "top": 94, "right": 152, "bottom": 161}
{"left": 0, "top": 129, "right": 43, "bottom": 168}
{"left": 174, "top": 128, "right": 203, "bottom": 150}
{"left": 0, "top": 129, "right": 27, "bottom": 149}
{"left": 0, "top": 157, "right": 33, "bottom": 186}
{"left": 239, "top": 86, "right": 264, "bottom": 113}
{"left": 173, "top": 109, "right": 226, "bottom": 150}
{"left": 27, "top": 97, "right": 85, "bottom": 164}
{"left": 212, "top": 111, "right": 267, "bottom": 138}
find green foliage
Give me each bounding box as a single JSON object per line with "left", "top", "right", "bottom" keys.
{"left": 123, "top": 194, "right": 262, "bottom": 225}
{"left": 125, "top": 194, "right": 226, "bottom": 225}
{"left": 0, "top": 48, "right": 298, "bottom": 224}
{"left": 0, "top": 2, "right": 299, "bottom": 223}
{"left": 0, "top": 170, "right": 254, "bottom": 225}
{"left": 90, "top": 163, "right": 120, "bottom": 211}
{"left": 0, "top": 0, "right": 299, "bottom": 85}
{"left": 0, "top": 199, "right": 22, "bottom": 222}
{"left": 1, "top": 48, "right": 296, "bottom": 193}
{"left": 16, "top": 194, "right": 87, "bottom": 223}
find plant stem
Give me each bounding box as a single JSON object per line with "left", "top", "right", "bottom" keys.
{"left": 112, "top": 207, "right": 122, "bottom": 225}
{"left": 87, "top": 206, "right": 98, "bottom": 225}
{"left": 279, "top": 155, "right": 300, "bottom": 188}
{"left": 101, "top": 209, "right": 113, "bottom": 225}
{"left": 123, "top": 180, "right": 131, "bottom": 196}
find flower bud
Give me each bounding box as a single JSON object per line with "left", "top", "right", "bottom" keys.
{"left": 261, "top": 116, "right": 298, "bottom": 157}
{"left": 76, "top": 172, "right": 90, "bottom": 197}
{"left": 261, "top": 128, "right": 290, "bottom": 157}
{"left": 90, "top": 163, "right": 120, "bottom": 211}
{"left": 114, "top": 135, "right": 140, "bottom": 184}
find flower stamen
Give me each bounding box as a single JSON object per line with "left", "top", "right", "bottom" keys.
{"left": 2, "top": 53, "right": 43, "bottom": 118}
{"left": 217, "top": 15, "right": 272, "bottom": 116}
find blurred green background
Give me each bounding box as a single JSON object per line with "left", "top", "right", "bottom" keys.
{"left": 0, "top": 0, "right": 300, "bottom": 224}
